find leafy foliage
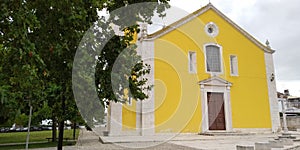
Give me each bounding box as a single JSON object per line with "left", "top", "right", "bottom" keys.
{"left": 0, "top": 0, "right": 45, "bottom": 126}
{"left": 1, "top": 1, "right": 170, "bottom": 148}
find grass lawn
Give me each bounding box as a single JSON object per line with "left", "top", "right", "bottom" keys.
{"left": 0, "top": 141, "right": 76, "bottom": 150}
{"left": 0, "top": 129, "right": 79, "bottom": 149}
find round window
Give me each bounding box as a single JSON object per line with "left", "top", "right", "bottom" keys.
{"left": 205, "top": 22, "right": 219, "bottom": 37}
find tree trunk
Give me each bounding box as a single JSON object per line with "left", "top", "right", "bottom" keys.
{"left": 57, "top": 91, "right": 66, "bottom": 150}
{"left": 57, "top": 121, "right": 64, "bottom": 150}
{"left": 72, "top": 122, "right": 76, "bottom": 140}
{"left": 52, "top": 116, "right": 57, "bottom": 142}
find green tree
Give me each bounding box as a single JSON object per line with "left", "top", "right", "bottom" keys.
{"left": 1, "top": 1, "right": 169, "bottom": 150}
{"left": 0, "top": 0, "right": 46, "bottom": 126}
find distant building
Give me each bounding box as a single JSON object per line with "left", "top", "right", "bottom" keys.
{"left": 277, "top": 90, "right": 300, "bottom": 115}
{"left": 287, "top": 96, "right": 300, "bottom": 109}
{"left": 277, "top": 90, "right": 300, "bottom": 130}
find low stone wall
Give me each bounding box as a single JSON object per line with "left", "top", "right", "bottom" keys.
{"left": 280, "top": 116, "right": 300, "bottom": 131}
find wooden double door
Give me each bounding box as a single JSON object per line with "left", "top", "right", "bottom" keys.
{"left": 207, "top": 92, "right": 226, "bottom": 130}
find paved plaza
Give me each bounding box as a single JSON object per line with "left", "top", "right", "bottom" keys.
{"left": 34, "top": 129, "right": 300, "bottom": 150}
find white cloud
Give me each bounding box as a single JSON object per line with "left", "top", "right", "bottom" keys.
{"left": 277, "top": 80, "right": 300, "bottom": 96}
{"left": 169, "top": 0, "right": 300, "bottom": 95}
{"left": 169, "top": 0, "right": 207, "bottom": 12}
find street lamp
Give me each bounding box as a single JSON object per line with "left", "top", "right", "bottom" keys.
{"left": 25, "top": 95, "right": 33, "bottom": 150}
{"left": 279, "top": 95, "right": 288, "bottom": 133}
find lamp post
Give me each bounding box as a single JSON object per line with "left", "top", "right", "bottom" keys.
{"left": 279, "top": 95, "right": 288, "bottom": 133}
{"left": 25, "top": 95, "right": 33, "bottom": 150}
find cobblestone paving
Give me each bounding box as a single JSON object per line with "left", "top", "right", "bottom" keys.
{"left": 34, "top": 129, "right": 199, "bottom": 150}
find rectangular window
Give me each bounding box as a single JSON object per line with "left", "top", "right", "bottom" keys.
{"left": 230, "top": 55, "right": 238, "bottom": 76}
{"left": 188, "top": 51, "right": 197, "bottom": 73}
{"left": 206, "top": 45, "right": 221, "bottom": 72}
{"left": 128, "top": 97, "right": 132, "bottom": 106}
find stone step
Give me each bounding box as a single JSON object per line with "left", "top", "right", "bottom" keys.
{"left": 282, "top": 133, "right": 292, "bottom": 136}
{"left": 236, "top": 145, "right": 254, "bottom": 150}
{"left": 293, "top": 138, "right": 300, "bottom": 142}
{"left": 269, "top": 140, "right": 284, "bottom": 148}
{"left": 255, "top": 142, "right": 271, "bottom": 150}
{"left": 278, "top": 133, "right": 297, "bottom": 139}
{"left": 281, "top": 138, "right": 294, "bottom": 146}
{"left": 279, "top": 136, "right": 297, "bottom": 139}
{"left": 199, "top": 132, "right": 255, "bottom": 136}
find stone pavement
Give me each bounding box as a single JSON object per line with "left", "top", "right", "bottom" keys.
{"left": 33, "top": 129, "right": 300, "bottom": 150}
{"left": 33, "top": 129, "right": 198, "bottom": 150}
{"left": 169, "top": 134, "right": 300, "bottom": 150}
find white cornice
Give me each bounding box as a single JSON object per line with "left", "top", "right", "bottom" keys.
{"left": 199, "top": 76, "right": 232, "bottom": 87}
{"left": 143, "top": 3, "right": 275, "bottom": 54}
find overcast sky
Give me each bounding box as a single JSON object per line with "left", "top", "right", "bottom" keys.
{"left": 167, "top": 0, "right": 300, "bottom": 96}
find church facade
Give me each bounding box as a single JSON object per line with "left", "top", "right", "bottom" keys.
{"left": 107, "top": 3, "right": 281, "bottom": 136}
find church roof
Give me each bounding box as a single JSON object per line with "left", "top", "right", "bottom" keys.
{"left": 145, "top": 3, "right": 275, "bottom": 54}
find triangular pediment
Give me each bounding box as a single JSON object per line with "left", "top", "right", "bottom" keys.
{"left": 145, "top": 3, "right": 274, "bottom": 54}
{"left": 199, "top": 76, "right": 232, "bottom": 87}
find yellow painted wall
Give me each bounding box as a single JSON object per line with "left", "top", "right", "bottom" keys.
{"left": 154, "top": 9, "right": 271, "bottom": 133}
{"left": 154, "top": 50, "right": 201, "bottom": 132}
{"left": 121, "top": 29, "right": 138, "bottom": 131}
{"left": 122, "top": 100, "right": 137, "bottom": 131}
{"left": 121, "top": 88, "right": 136, "bottom": 131}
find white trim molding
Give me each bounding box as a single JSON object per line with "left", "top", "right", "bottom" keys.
{"left": 229, "top": 55, "right": 239, "bottom": 76}
{"left": 188, "top": 51, "right": 197, "bottom": 74}
{"left": 264, "top": 53, "right": 281, "bottom": 132}
{"left": 203, "top": 43, "right": 224, "bottom": 75}
{"left": 137, "top": 39, "right": 155, "bottom": 136}
{"left": 204, "top": 22, "right": 219, "bottom": 37}
{"left": 199, "top": 76, "right": 233, "bottom": 133}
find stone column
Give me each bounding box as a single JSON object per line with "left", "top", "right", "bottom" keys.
{"left": 140, "top": 40, "right": 155, "bottom": 135}
{"left": 136, "top": 100, "right": 142, "bottom": 135}
{"left": 200, "top": 85, "right": 208, "bottom": 133}
{"left": 136, "top": 23, "right": 155, "bottom": 136}
{"left": 107, "top": 102, "right": 122, "bottom": 136}
{"left": 225, "top": 85, "right": 233, "bottom": 132}
{"left": 141, "top": 98, "right": 155, "bottom": 135}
